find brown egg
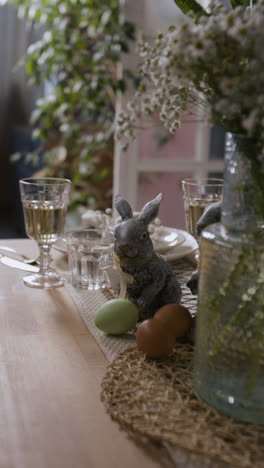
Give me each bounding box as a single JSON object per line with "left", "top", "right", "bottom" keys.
{"left": 153, "top": 304, "right": 192, "bottom": 339}
{"left": 136, "top": 318, "right": 176, "bottom": 359}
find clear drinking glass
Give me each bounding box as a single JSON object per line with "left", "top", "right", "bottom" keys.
{"left": 181, "top": 178, "right": 223, "bottom": 238}
{"left": 19, "top": 177, "right": 71, "bottom": 288}
{"left": 66, "top": 229, "right": 114, "bottom": 290}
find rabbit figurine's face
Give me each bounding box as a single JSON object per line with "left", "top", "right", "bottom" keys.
{"left": 114, "top": 219, "right": 152, "bottom": 259}
{"left": 114, "top": 193, "right": 163, "bottom": 261}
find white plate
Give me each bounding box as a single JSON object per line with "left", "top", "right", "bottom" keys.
{"left": 151, "top": 227, "right": 185, "bottom": 253}
{"left": 161, "top": 229, "right": 198, "bottom": 261}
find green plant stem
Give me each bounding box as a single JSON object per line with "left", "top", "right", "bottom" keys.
{"left": 210, "top": 246, "right": 249, "bottom": 311}
{"left": 209, "top": 273, "right": 263, "bottom": 359}
{"left": 246, "top": 307, "right": 264, "bottom": 397}
{"left": 208, "top": 242, "right": 264, "bottom": 396}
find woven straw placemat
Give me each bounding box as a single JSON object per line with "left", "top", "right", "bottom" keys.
{"left": 101, "top": 344, "right": 264, "bottom": 468}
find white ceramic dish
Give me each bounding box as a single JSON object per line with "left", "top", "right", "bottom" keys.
{"left": 151, "top": 227, "right": 186, "bottom": 252}
{"left": 161, "top": 229, "right": 198, "bottom": 261}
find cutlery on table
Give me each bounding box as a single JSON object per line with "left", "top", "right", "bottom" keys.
{"left": 0, "top": 246, "right": 38, "bottom": 265}
{"left": 0, "top": 256, "right": 39, "bottom": 272}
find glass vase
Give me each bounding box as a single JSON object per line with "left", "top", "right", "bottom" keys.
{"left": 193, "top": 133, "right": 264, "bottom": 424}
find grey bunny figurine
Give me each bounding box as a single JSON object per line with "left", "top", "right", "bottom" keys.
{"left": 114, "top": 193, "right": 182, "bottom": 321}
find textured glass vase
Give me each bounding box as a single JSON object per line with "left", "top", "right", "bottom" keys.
{"left": 193, "top": 133, "right": 264, "bottom": 424}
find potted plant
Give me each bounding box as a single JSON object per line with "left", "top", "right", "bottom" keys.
{"left": 5, "top": 0, "right": 135, "bottom": 212}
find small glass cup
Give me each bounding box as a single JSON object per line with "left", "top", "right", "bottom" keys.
{"left": 66, "top": 229, "right": 114, "bottom": 290}
{"left": 181, "top": 178, "right": 223, "bottom": 238}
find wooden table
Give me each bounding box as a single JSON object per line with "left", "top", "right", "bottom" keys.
{"left": 0, "top": 239, "right": 168, "bottom": 468}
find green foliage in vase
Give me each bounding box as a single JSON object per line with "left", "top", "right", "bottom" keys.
{"left": 5, "top": 0, "right": 136, "bottom": 211}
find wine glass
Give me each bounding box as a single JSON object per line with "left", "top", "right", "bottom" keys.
{"left": 19, "top": 177, "right": 71, "bottom": 288}
{"left": 181, "top": 178, "right": 223, "bottom": 266}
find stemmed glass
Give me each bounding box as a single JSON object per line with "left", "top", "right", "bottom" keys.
{"left": 181, "top": 178, "right": 223, "bottom": 238}
{"left": 19, "top": 177, "right": 71, "bottom": 288}
{"left": 181, "top": 178, "right": 223, "bottom": 267}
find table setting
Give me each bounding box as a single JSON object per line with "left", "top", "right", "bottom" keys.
{"left": 1, "top": 0, "right": 264, "bottom": 466}
{"left": 0, "top": 180, "right": 199, "bottom": 363}
{"left": 53, "top": 209, "right": 199, "bottom": 262}
{"left": 1, "top": 174, "right": 264, "bottom": 468}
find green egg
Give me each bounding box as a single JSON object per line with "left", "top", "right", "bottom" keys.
{"left": 94, "top": 298, "right": 139, "bottom": 335}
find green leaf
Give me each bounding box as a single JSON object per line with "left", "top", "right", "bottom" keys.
{"left": 230, "top": 0, "right": 249, "bottom": 7}
{"left": 25, "top": 59, "right": 34, "bottom": 75}
{"left": 123, "top": 21, "right": 136, "bottom": 40}
{"left": 119, "top": 40, "right": 129, "bottom": 53}
{"left": 172, "top": 0, "right": 207, "bottom": 17}
{"left": 115, "top": 79, "right": 126, "bottom": 93}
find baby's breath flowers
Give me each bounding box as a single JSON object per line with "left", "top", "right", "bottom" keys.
{"left": 117, "top": 2, "right": 264, "bottom": 188}
{"left": 117, "top": 0, "right": 264, "bottom": 218}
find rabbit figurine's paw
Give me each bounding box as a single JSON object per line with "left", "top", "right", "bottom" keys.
{"left": 187, "top": 270, "right": 198, "bottom": 295}
{"left": 136, "top": 296, "right": 148, "bottom": 313}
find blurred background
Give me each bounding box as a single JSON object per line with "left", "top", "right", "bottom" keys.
{"left": 0, "top": 0, "right": 225, "bottom": 238}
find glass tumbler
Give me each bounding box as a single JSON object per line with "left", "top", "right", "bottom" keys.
{"left": 66, "top": 229, "right": 114, "bottom": 290}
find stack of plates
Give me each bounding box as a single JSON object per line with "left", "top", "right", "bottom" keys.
{"left": 54, "top": 225, "right": 198, "bottom": 262}
{"left": 150, "top": 226, "right": 198, "bottom": 261}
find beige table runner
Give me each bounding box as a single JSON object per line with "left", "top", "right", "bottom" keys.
{"left": 63, "top": 258, "right": 197, "bottom": 362}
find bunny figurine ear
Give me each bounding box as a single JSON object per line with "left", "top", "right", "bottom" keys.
{"left": 139, "top": 193, "right": 163, "bottom": 225}
{"left": 115, "top": 194, "right": 133, "bottom": 220}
